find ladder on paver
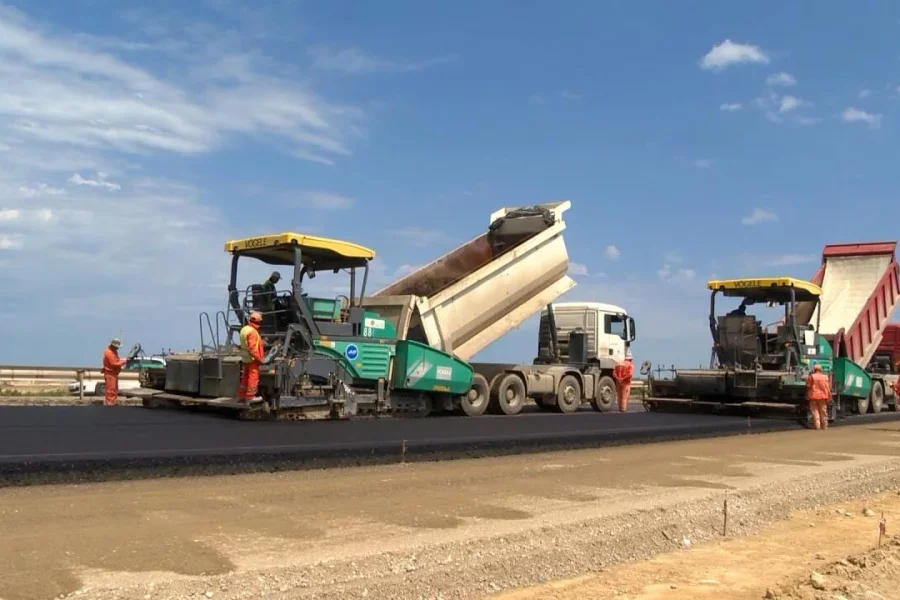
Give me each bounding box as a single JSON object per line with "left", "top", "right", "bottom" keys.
{"left": 199, "top": 310, "right": 228, "bottom": 381}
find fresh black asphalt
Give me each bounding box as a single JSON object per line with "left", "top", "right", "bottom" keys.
{"left": 2, "top": 405, "right": 899, "bottom": 485}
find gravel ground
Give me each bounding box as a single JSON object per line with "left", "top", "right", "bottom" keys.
{"left": 0, "top": 423, "right": 892, "bottom": 600}
{"left": 112, "top": 461, "right": 900, "bottom": 600}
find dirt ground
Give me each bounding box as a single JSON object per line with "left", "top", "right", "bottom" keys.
{"left": 3, "top": 422, "right": 900, "bottom": 600}
{"left": 495, "top": 491, "right": 900, "bottom": 600}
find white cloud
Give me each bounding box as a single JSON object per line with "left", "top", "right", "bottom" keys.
{"left": 569, "top": 262, "right": 589, "bottom": 276}
{"left": 308, "top": 46, "right": 458, "bottom": 74}
{"left": 664, "top": 252, "right": 684, "bottom": 264}
{"left": 700, "top": 39, "right": 770, "bottom": 71}
{"left": 528, "top": 94, "right": 545, "bottom": 105}
{"left": 741, "top": 207, "right": 778, "bottom": 226}
{"left": 766, "top": 72, "right": 796, "bottom": 86}
{"left": 69, "top": 172, "right": 121, "bottom": 191}
{"left": 0, "top": 6, "right": 365, "bottom": 166}
{"left": 795, "top": 116, "right": 821, "bottom": 126}
{"left": 691, "top": 159, "right": 715, "bottom": 169}
{"left": 18, "top": 183, "right": 66, "bottom": 197}
{"left": 859, "top": 89, "right": 872, "bottom": 99}
{"left": 779, "top": 95, "right": 808, "bottom": 113}
{"left": 604, "top": 245, "right": 621, "bottom": 260}
{"left": 36, "top": 208, "right": 53, "bottom": 222}
{"left": 657, "top": 263, "right": 696, "bottom": 282}
{"left": 0, "top": 209, "right": 21, "bottom": 221}
{"left": 560, "top": 90, "right": 583, "bottom": 100}
{"left": 720, "top": 102, "right": 742, "bottom": 112}
{"left": 841, "top": 107, "right": 882, "bottom": 129}
{"left": 294, "top": 190, "right": 354, "bottom": 210}
{"left": 0, "top": 234, "right": 21, "bottom": 250}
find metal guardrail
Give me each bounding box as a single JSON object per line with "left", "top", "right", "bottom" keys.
{"left": 0, "top": 366, "right": 140, "bottom": 381}
{"left": 2, "top": 364, "right": 646, "bottom": 387}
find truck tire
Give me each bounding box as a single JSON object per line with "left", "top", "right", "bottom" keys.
{"left": 869, "top": 381, "right": 884, "bottom": 414}
{"left": 95, "top": 382, "right": 106, "bottom": 397}
{"left": 855, "top": 394, "right": 870, "bottom": 415}
{"left": 590, "top": 376, "right": 616, "bottom": 412}
{"left": 461, "top": 374, "right": 490, "bottom": 417}
{"left": 555, "top": 375, "right": 582, "bottom": 414}
{"left": 494, "top": 373, "right": 526, "bottom": 416}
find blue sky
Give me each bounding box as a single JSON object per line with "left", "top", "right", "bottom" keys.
{"left": 0, "top": 0, "right": 898, "bottom": 367}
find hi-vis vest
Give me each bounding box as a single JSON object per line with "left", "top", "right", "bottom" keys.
{"left": 239, "top": 324, "right": 261, "bottom": 364}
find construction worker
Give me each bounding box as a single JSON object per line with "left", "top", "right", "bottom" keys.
{"left": 805, "top": 362, "right": 831, "bottom": 430}
{"left": 102, "top": 338, "right": 128, "bottom": 406}
{"left": 262, "top": 271, "right": 281, "bottom": 298}
{"left": 613, "top": 349, "right": 634, "bottom": 412}
{"left": 238, "top": 311, "right": 264, "bottom": 402}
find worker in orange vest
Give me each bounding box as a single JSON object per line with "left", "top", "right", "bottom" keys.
{"left": 238, "top": 312, "right": 265, "bottom": 402}
{"left": 894, "top": 362, "right": 900, "bottom": 398}
{"left": 102, "top": 338, "right": 129, "bottom": 406}
{"left": 805, "top": 362, "right": 831, "bottom": 430}
{"left": 613, "top": 349, "right": 634, "bottom": 412}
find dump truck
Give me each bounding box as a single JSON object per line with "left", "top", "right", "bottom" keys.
{"left": 135, "top": 201, "right": 614, "bottom": 420}
{"left": 866, "top": 323, "right": 900, "bottom": 409}
{"left": 464, "top": 301, "right": 636, "bottom": 415}
{"left": 643, "top": 241, "right": 900, "bottom": 422}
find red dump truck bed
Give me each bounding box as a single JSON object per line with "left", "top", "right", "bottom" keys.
{"left": 804, "top": 242, "right": 900, "bottom": 368}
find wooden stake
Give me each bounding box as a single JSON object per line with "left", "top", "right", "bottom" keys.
{"left": 879, "top": 513, "right": 886, "bottom": 547}
{"left": 723, "top": 498, "right": 729, "bottom": 536}
{"left": 401, "top": 439, "right": 407, "bottom": 464}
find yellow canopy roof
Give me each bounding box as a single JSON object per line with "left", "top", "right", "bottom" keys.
{"left": 224, "top": 233, "right": 375, "bottom": 268}
{"left": 707, "top": 277, "right": 822, "bottom": 303}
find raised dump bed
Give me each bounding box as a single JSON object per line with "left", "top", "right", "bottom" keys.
{"left": 800, "top": 242, "right": 900, "bottom": 368}
{"left": 362, "top": 201, "right": 576, "bottom": 362}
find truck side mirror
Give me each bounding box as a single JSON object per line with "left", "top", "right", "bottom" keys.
{"left": 628, "top": 317, "right": 636, "bottom": 341}
{"left": 640, "top": 360, "right": 651, "bottom": 376}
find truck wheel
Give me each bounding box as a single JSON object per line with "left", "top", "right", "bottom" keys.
{"left": 555, "top": 375, "right": 582, "bottom": 414}
{"left": 590, "top": 376, "right": 616, "bottom": 412}
{"left": 495, "top": 373, "right": 526, "bottom": 416}
{"left": 461, "top": 374, "right": 490, "bottom": 417}
{"left": 95, "top": 383, "right": 106, "bottom": 397}
{"left": 869, "top": 381, "right": 884, "bottom": 414}
{"left": 855, "top": 394, "right": 870, "bottom": 415}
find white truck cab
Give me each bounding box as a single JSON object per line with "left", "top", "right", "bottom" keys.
{"left": 538, "top": 302, "right": 636, "bottom": 364}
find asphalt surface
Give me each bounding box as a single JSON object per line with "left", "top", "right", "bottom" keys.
{"left": 3, "top": 404, "right": 900, "bottom": 485}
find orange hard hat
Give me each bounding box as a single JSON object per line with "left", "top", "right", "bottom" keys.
{"left": 248, "top": 311, "right": 262, "bottom": 323}
{"left": 813, "top": 363, "right": 822, "bottom": 372}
